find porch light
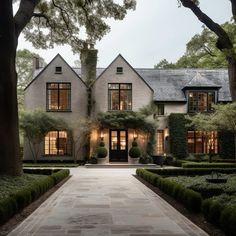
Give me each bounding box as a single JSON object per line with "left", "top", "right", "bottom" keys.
{"left": 100, "top": 130, "right": 104, "bottom": 141}
{"left": 133, "top": 130, "right": 138, "bottom": 139}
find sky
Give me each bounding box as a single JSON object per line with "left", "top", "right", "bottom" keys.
{"left": 17, "top": 0, "right": 232, "bottom": 68}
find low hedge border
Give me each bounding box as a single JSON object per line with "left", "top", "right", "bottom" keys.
{"left": 202, "top": 195, "right": 236, "bottom": 235}
{"left": 182, "top": 162, "right": 236, "bottom": 169}
{"left": 136, "top": 168, "right": 202, "bottom": 212}
{"left": 0, "top": 169, "right": 69, "bottom": 225}
{"left": 146, "top": 168, "right": 236, "bottom": 176}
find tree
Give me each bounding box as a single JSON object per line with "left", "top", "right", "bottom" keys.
{"left": 16, "top": 49, "right": 45, "bottom": 112}
{"left": 178, "top": 0, "right": 236, "bottom": 101}
{"left": 0, "top": 0, "right": 136, "bottom": 176}
{"left": 20, "top": 110, "right": 68, "bottom": 163}
{"left": 186, "top": 103, "right": 236, "bottom": 161}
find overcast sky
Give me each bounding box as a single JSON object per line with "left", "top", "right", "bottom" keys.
{"left": 18, "top": 0, "right": 232, "bottom": 68}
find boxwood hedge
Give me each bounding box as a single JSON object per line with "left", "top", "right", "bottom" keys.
{"left": 182, "top": 162, "right": 236, "bottom": 169}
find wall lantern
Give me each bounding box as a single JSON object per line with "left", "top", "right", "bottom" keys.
{"left": 100, "top": 130, "right": 104, "bottom": 141}
{"left": 133, "top": 130, "right": 138, "bottom": 140}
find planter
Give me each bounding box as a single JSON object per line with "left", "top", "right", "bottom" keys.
{"left": 97, "top": 157, "right": 107, "bottom": 164}
{"left": 129, "top": 157, "right": 139, "bottom": 164}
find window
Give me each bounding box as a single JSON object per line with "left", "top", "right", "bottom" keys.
{"left": 187, "top": 131, "right": 218, "bottom": 154}
{"left": 55, "top": 66, "right": 62, "bottom": 74}
{"left": 156, "top": 130, "right": 164, "bottom": 154}
{"left": 188, "top": 91, "right": 215, "bottom": 113}
{"left": 44, "top": 131, "right": 72, "bottom": 155}
{"left": 157, "top": 104, "right": 164, "bottom": 116}
{"left": 108, "top": 83, "right": 132, "bottom": 110}
{"left": 116, "top": 67, "right": 123, "bottom": 74}
{"left": 47, "top": 83, "right": 71, "bottom": 111}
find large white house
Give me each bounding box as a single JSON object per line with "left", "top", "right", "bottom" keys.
{"left": 24, "top": 53, "right": 234, "bottom": 162}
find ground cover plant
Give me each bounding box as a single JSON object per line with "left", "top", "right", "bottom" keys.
{"left": 0, "top": 169, "right": 69, "bottom": 225}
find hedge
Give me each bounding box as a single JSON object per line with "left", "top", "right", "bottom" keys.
{"left": 219, "top": 131, "right": 235, "bottom": 159}
{"left": 202, "top": 194, "right": 236, "bottom": 235}
{"left": 182, "top": 162, "right": 236, "bottom": 169}
{"left": 136, "top": 169, "right": 202, "bottom": 212}
{"left": 0, "top": 169, "right": 69, "bottom": 225}
{"left": 146, "top": 168, "right": 236, "bottom": 176}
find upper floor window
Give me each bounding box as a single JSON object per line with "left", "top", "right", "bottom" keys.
{"left": 116, "top": 67, "right": 123, "bottom": 74}
{"left": 47, "top": 83, "right": 71, "bottom": 111}
{"left": 188, "top": 91, "right": 215, "bottom": 113}
{"left": 44, "top": 131, "right": 72, "bottom": 155}
{"left": 108, "top": 83, "right": 132, "bottom": 111}
{"left": 55, "top": 66, "right": 62, "bottom": 74}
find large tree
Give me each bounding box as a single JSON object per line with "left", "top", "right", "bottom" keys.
{"left": 178, "top": 0, "right": 236, "bottom": 101}
{"left": 0, "top": 0, "right": 136, "bottom": 176}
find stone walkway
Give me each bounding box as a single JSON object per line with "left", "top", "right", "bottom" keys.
{"left": 8, "top": 168, "right": 208, "bottom": 236}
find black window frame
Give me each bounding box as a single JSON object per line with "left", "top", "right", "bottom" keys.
{"left": 116, "top": 67, "right": 123, "bottom": 74}
{"left": 55, "top": 66, "right": 62, "bottom": 74}
{"left": 46, "top": 82, "right": 71, "bottom": 111}
{"left": 44, "top": 130, "right": 72, "bottom": 156}
{"left": 108, "top": 83, "right": 132, "bottom": 111}
{"left": 188, "top": 91, "right": 216, "bottom": 113}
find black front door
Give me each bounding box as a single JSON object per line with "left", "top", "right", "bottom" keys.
{"left": 109, "top": 129, "right": 128, "bottom": 162}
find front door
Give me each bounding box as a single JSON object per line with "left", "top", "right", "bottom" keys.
{"left": 109, "top": 129, "right": 128, "bottom": 162}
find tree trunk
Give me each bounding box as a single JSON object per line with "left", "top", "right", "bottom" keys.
{"left": 228, "top": 57, "right": 236, "bottom": 101}
{"left": 0, "top": 1, "right": 22, "bottom": 176}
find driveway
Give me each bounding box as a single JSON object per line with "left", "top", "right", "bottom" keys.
{"left": 8, "top": 167, "right": 208, "bottom": 236}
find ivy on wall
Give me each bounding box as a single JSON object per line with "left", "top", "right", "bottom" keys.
{"left": 168, "top": 113, "right": 188, "bottom": 159}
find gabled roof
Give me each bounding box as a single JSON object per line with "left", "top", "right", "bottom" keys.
{"left": 24, "top": 54, "right": 86, "bottom": 90}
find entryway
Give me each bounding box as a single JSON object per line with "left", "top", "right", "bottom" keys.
{"left": 109, "top": 129, "right": 128, "bottom": 162}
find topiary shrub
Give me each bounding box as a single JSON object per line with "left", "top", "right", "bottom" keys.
{"left": 129, "top": 139, "right": 141, "bottom": 158}
{"left": 96, "top": 141, "right": 107, "bottom": 158}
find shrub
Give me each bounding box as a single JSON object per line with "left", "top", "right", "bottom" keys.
{"left": 51, "top": 169, "right": 70, "bottom": 184}
{"left": 129, "top": 147, "right": 141, "bottom": 158}
{"left": 182, "top": 162, "right": 236, "bottom": 169}
{"left": 139, "top": 155, "right": 153, "bottom": 164}
{"left": 96, "top": 141, "right": 108, "bottom": 158}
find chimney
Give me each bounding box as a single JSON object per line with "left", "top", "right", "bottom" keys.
{"left": 33, "top": 56, "right": 40, "bottom": 71}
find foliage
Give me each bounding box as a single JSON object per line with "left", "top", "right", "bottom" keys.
{"left": 166, "top": 174, "right": 236, "bottom": 198}
{"left": 168, "top": 113, "right": 188, "bottom": 158}
{"left": 182, "top": 162, "right": 236, "bottom": 169}
{"left": 19, "top": 110, "right": 69, "bottom": 162}
{"left": 129, "top": 147, "right": 141, "bottom": 158}
{"left": 219, "top": 131, "right": 235, "bottom": 159}
{"left": 98, "top": 111, "right": 157, "bottom": 154}
{"left": 136, "top": 168, "right": 202, "bottom": 212}
{"left": 16, "top": 49, "right": 46, "bottom": 111}
{"left": 23, "top": 0, "right": 136, "bottom": 52}
{"left": 139, "top": 154, "right": 153, "bottom": 164}
{"left": 96, "top": 141, "right": 107, "bottom": 158}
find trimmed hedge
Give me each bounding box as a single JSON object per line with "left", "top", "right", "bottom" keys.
{"left": 202, "top": 194, "right": 236, "bottom": 235}
{"left": 219, "top": 131, "right": 235, "bottom": 159}
{"left": 182, "top": 162, "right": 236, "bottom": 169}
{"left": 146, "top": 168, "right": 236, "bottom": 176}
{"left": 136, "top": 169, "right": 202, "bottom": 212}
{"left": 0, "top": 169, "right": 69, "bottom": 225}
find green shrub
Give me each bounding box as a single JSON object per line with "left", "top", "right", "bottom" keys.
{"left": 99, "top": 141, "right": 105, "bottom": 147}
{"left": 51, "top": 169, "right": 70, "bottom": 184}
{"left": 129, "top": 147, "right": 141, "bottom": 158}
{"left": 182, "top": 162, "right": 236, "bottom": 169}
{"left": 96, "top": 147, "right": 108, "bottom": 158}
{"left": 132, "top": 140, "right": 138, "bottom": 147}
{"left": 139, "top": 155, "right": 153, "bottom": 164}
{"left": 0, "top": 198, "right": 17, "bottom": 224}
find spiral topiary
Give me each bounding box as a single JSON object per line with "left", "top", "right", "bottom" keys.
{"left": 96, "top": 141, "right": 107, "bottom": 158}
{"left": 129, "top": 139, "right": 141, "bottom": 158}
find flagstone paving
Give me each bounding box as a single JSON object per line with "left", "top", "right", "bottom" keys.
{"left": 8, "top": 167, "right": 208, "bottom": 236}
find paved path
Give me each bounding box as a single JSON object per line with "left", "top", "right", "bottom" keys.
{"left": 8, "top": 168, "right": 208, "bottom": 236}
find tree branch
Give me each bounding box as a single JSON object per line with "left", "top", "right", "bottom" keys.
{"left": 180, "top": 0, "right": 233, "bottom": 51}
{"left": 14, "top": 0, "right": 40, "bottom": 38}
{"left": 230, "top": 0, "right": 236, "bottom": 22}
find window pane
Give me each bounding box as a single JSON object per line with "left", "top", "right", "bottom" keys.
{"left": 48, "top": 90, "right": 58, "bottom": 109}
{"left": 157, "top": 104, "right": 164, "bottom": 115}
{"left": 120, "top": 90, "right": 131, "bottom": 110}
{"left": 109, "top": 90, "right": 119, "bottom": 110}
{"left": 108, "top": 84, "right": 119, "bottom": 89}
{"left": 156, "top": 130, "right": 164, "bottom": 154}
{"left": 120, "top": 84, "right": 131, "bottom": 89}
{"left": 111, "top": 131, "right": 118, "bottom": 150}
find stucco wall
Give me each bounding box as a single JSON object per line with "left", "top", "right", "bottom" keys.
{"left": 93, "top": 55, "right": 153, "bottom": 114}
{"left": 24, "top": 55, "right": 87, "bottom": 161}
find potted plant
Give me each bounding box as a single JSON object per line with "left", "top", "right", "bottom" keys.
{"left": 129, "top": 139, "right": 141, "bottom": 164}
{"left": 96, "top": 141, "right": 108, "bottom": 164}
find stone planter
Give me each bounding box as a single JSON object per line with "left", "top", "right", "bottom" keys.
{"left": 129, "top": 157, "right": 139, "bottom": 164}
{"left": 97, "top": 157, "right": 107, "bottom": 164}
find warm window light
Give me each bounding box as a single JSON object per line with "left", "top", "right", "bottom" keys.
{"left": 133, "top": 130, "right": 138, "bottom": 139}
{"left": 100, "top": 130, "right": 104, "bottom": 140}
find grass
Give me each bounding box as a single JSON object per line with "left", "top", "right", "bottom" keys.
{"left": 0, "top": 174, "right": 48, "bottom": 201}
{"left": 23, "top": 163, "right": 79, "bottom": 167}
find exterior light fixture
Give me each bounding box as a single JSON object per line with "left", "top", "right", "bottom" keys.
{"left": 100, "top": 130, "right": 104, "bottom": 141}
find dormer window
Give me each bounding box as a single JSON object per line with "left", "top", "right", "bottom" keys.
{"left": 116, "top": 67, "right": 123, "bottom": 74}
{"left": 55, "top": 66, "right": 62, "bottom": 74}
{"left": 188, "top": 91, "right": 215, "bottom": 113}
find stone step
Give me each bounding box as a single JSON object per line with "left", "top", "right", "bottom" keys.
{"left": 85, "top": 163, "right": 158, "bottom": 168}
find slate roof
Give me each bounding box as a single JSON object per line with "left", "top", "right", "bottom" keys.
{"left": 33, "top": 67, "right": 231, "bottom": 102}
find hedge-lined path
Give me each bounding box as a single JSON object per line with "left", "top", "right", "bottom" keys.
{"left": 8, "top": 168, "right": 208, "bottom": 236}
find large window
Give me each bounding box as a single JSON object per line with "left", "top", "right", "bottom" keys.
{"left": 47, "top": 83, "right": 71, "bottom": 111}
{"left": 188, "top": 91, "right": 215, "bottom": 113}
{"left": 156, "top": 130, "right": 164, "bottom": 154}
{"left": 187, "top": 131, "right": 218, "bottom": 154}
{"left": 44, "top": 131, "right": 72, "bottom": 155}
{"left": 108, "top": 83, "right": 132, "bottom": 110}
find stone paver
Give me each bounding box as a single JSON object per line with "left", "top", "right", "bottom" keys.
{"left": 8, "top": 168, "right": 208, "bottom": 236}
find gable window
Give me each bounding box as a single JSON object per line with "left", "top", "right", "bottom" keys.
{"left": 188, "top": 91, "right": 215, "bottom": 113}
{"left": 108, "top": 83, "right": 132, "bottom": 111}
{"left": 157, "top": 104, "right": 164, "bottom": 115}
{"left": 44, "top": 131, "right": 72, "bottom": 155}
{"left": 187, "top": 131, "right": 218, "bottom": 154}
{"left": 116, "top": 67, "right": 123, "bottom": 74}
{"left": 55, "top": 66, "right": 62, "bottom": 74}
{"left": 47, "top": 83, "right": 71, "bottom": 111}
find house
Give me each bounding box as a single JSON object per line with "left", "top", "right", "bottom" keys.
{"left": 23, "top": 53, "right": 234, "bottom": 162}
